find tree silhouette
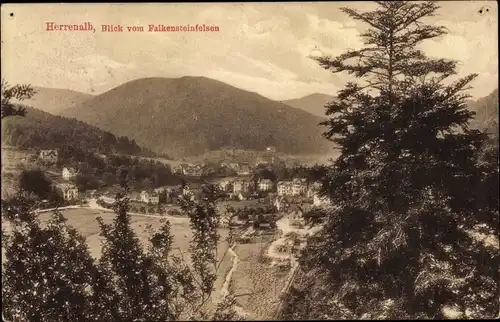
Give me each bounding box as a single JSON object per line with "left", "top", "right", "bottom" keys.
{"left": 1, "top": 79, "right": 36, "bottom": 119}
{"left": 18, "top": 169, "right": 53, "bottom": 200}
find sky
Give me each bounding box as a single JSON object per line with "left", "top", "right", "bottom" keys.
{"left": 1, "top": 1, "right": 498, "bottom": 101}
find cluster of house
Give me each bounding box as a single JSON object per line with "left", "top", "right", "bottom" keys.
{"left": 173, "top": 163, "right": 204, "bottom": 176}
{"left": 275, "top": 180, "right": 331, "bottom": 209}
{"left": 36, "top": 149, "right": 80, "bottom": 201}
{"left": 216, "top": 176, "right": 332, "bottom": 210}
{"left": 173, "top": 162, "right": 257, "bottom": 177}
{"left": 272, "top": 180, "right": 331, "bottom": 229}
{"left": 56, "top": 167, "right": 80, "bottom": 201}
{"left": 140, "top": 189, "right": 160, "bottom": 204}
{"left": 137, "top": 176, "right": 276, "bottom": 205}
{"left": 137, "top": 183, "right": 204, "bottom": 205}
{"left": 220, "top": 162, "right": 252, "bottom": 176}
{"left": 214, "top": 177, "right": 273, "bottom": 200}
{"left": 39, "top": 149, "right": 58, "bottom": 163}
{"left": 277, "top": 178, "right": 308, "bottom": 196}
{"left": 275, "top": 231, "right": 306, "bottom": 255}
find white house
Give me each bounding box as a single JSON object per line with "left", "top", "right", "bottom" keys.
{"left": 57, "top": 183, "right": 79, "bottom": 201}
{"left": 140, "top": 190, "right": 159, "bottom": 204}
{"left": 233, "top": 179, "right": 254, "bottom": 195}
{"left": 218, "top": 179, "right": 234, "bottom": 192}
{"left": 291, "top": 178, "right": 308, "bottom": 196}
{"left": 257, "top": 179, "right": 273, "bottom": 192}
{"left": 277, "top": 181, "right": 293, "bottom": 196}
{"left": 266, "top": 146, "right": 276, "bottom": 153}
{"left": 62, "top": 167, "right": 79, "bottom": 180}
{"left": 39, "top": 149, "right": 58, "bottom": 163}
{"left": 185, "top": 165, "right": 203, "bottom": 176}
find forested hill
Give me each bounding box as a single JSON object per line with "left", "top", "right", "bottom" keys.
{"left": 1, "top": 105, "right": 158, "bottom": 157}
{"left": 469, "top": 88, "right": 499, "bottom": 138}
{"left": 60, "top": 76, "right": 331, "bottom": 158}
{"left": 281, "top": 93, "right": 336, "bottom": 118}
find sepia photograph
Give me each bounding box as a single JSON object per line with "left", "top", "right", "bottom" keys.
{"left": 1, "top": 1, "right": 498, "bottom": 321}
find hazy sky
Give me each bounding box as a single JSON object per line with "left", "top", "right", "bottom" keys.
{"left": 1, "top": 1, "right": 498, "bottom": 100}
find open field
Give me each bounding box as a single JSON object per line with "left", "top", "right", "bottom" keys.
{"left": 230, "top": 241, "right": 290, "bottom": 320}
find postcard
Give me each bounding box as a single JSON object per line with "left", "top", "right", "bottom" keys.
{"left": 1, "top": 2, "right": 498, "bottom": 321}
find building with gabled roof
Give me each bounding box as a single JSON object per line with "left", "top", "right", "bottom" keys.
{"left": 62, "top": 167, "right": 79, "bottom": 180}
{"left": 39, "top": 149, "right": 58, "bottom": 163}
{"left": 277, "top": 181, "right": 293, "bottom": 196}
{"left": 257, "top": 178, "right": 273, "bottom": 192}
{"left": 233, "top": 179, "right": 254, "bottom": 195}
{"left": 313, "top": 193, "right": 332, "bottom": 208}
{"left": 140, "top": 190, "right": 159, "bottom": 204}
{"left": 57, "top": 183, "right": 78, "bottom": 201}
{"left": 287, "top": 203, "right": 311, "bottom": 227}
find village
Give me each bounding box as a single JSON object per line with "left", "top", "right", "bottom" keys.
{"left": 34, "top": 146, "right": 333, "bottom": 272}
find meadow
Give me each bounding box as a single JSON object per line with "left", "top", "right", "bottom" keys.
{"left": 230, "top": 241, "right": 289, "bottom": 320}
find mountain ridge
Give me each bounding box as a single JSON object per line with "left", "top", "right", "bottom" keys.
{"left": 468, "top": 88, "right": 498, "bottom": 133}
{"left": 18, "top": 86, "right": 93, "bottom": 115}
{"left": 281, "top": 93, "right": 336, "bottom": 118}
{"left": 2, "top": 105, "right": 156, "bottom": 157}
{"left": 60, "top": 76, "right": 331, "bottom": 158}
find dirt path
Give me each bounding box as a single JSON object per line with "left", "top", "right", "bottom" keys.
{"left": 218, "top": 243, "right": 251, "bottom": 319}
{"left": 35, "top": 200, "right": 187, "bottom": 223}
{"left": 220, "top": 244, "right": 239, "bottom": 299}
{"left": 86, "top": 198, "right": 189, "bottom": 223}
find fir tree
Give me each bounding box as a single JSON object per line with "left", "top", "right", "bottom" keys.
{"left": 282, "top": 1, "right": 499, "bottom": 319}
{"left": 2, "top": 195, "right": 99, "bottom": 322}
{"left": 1, "top": 79, "right": 36, "bottom": 119}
